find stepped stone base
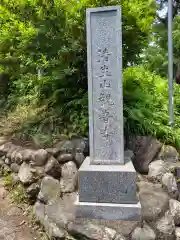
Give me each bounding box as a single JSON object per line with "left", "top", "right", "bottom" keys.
{"left": 75, "top": 196, "right": 141, "bottom": 220}
{"left": 76, "top": 157, "right": 141, "bottom": 221}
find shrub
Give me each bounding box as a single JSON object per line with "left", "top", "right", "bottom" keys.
{"left": 123, "top": 66, "right": 180, "bottom": 148}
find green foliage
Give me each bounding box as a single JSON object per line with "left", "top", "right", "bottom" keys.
{"left": 123, "top": 66, "right": 180, "bottom": 148}
{"left": 10, "top": 184, "right": 27, "bottom": 204}
{"left": 0, "top": 0, "right": 156, "bottom": 146}
{"left": 3, "top": 173, "right": 14, "bottom": 189}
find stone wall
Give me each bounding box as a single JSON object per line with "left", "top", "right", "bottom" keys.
{"left": 0, "top": 136, "right": 180, "bottom": 239}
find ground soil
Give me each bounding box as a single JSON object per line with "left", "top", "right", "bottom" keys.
{"left": 0, "top": 179, "right": 44, "bottom": 240}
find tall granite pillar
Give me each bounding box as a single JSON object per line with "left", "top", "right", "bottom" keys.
{"left": 75, "top": 6, "right": 141, "bottom": 221}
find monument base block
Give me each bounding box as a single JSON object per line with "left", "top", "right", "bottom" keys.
{"left": 75, "top": 196, "right": 141, "bottom": 220}
{"left": 76, "top": 157, "right": 141, "bottom": 220}
{"left": 78, "top": 157, "right": 138, "bottom": 204}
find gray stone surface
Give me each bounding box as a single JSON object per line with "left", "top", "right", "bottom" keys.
{"left": 131, "top": 222, "right": 156, "bottom": 240}
{"left": 154, "top": 210, "right": 175, "bottom": 240}
{"left": 38, "top": 176, "right": 61, "bottom": 204}
{"left": 175, "top": 227, "right": 180, "bottom": 240}
{"left": 44, "top": 156, "right": 61, "bottom": 179}
{"left": 75, "top": 196, "right": 141, "bottom": 220}
{"left": 157, "top": 145, "right": 179, "bottom": 162}
{"left": 60, "top": 161, "right": 77, "bottom": 193}
{"left": 68, "top": 219, "right": 117, "bottom": 240}
{"left": 127, "top": 136, "right": 162, "bottom": 173}
{"left": 162, "top": 172, "right": 178, "bottom": 199}
{"left": 138, "top": 182, "right": 169, "bottom": 221}
{"left": 86, "top": 6, "right": 124, "bottom": 164}
{"left": 18, "top": 162, "right": 35, "bottom": 185}
{"left": 169, "top": 199, "right": 180, "bottom": 226}
{"left": 45, "top": 192, "right": 77, "bottom": 228}
{"left": 79, "top": 157, "right": 137, "bottom": 204}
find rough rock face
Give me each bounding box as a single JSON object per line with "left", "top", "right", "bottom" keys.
{"left": 158, "top": 145, "right": 179, "bottom": 162}
{"left": 32, "top": 149, "right": 48, "bottom": 166}
{"left": 60, "top": 161, "right": 77, "bottom": 193}
{"left": 169, "top": 199, "right": 180, "bottom": 226}
{"left": 155, "top": 211, "right": 175, "bottom": 239}
{"left": 148, "top": 160, "right": 168, "bottom": 181}
{"left": 114, "top": 234, "right": 126, "bottom": 240}
{"left": 56, "top": 140, "right": 74, "bottom": 154}
{"left": 138, "top": 182, "right": 169, "bottom": 221}
{"left": 74, "top": 152, "right": 85, "bottom": 167}
{"left": 45, "top": 192, "right": 77, "bottom": 228}
{"left": 26, "top": 183, "right": 40, "bottom": 202}
{"left": 131, "top": 222, "right": 156, "bottom": 240}
{"left": 44, "top": 156, "right": 61, "bottom": 179}
{"left": 175, "top": 228, "right": 180, "bottom": 240}
{"left": 38, "top": 176, "right": 61, "bottom": 204}
{"left": 161, "top": 173, "right": 178, "bottom": 199}
{"left": 127, "top": 136, "right": 162, "bottom": 173}
{"left": 57, "top": 153, "right": 73, "bottom": 163}
{"left": 18, "top": 162, "right": 36, "bottom": 185}
{"left": 68, "top": 220, "right": 116, "bottom": 240}
{"left": 10, "top": 163, "right": 20, "bottom": 173}
{"left": 43, "top": 215, "right": 68, "bottom": 239}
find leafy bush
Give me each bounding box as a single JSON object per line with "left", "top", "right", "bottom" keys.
{"left": 0, "top": 0, "right": 156, "bottom": 146}
{"left": 123, "top": 66, "right": 180, "bottom": 148}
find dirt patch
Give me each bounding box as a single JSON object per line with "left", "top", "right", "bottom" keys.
{"left": 0, "top": 180, "right": 44, "bottom": 240}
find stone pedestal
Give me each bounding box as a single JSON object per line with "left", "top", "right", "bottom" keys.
{"left": 75, "top": 157, "right": 141, "bottom": 220}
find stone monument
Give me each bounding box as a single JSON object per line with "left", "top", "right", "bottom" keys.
{"left": 75, "top": 6, "right": 141, "bottom": 220}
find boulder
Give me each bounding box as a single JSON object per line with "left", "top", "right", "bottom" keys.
{"left": 155, "top": 211, "right": 175, "bottom": 240}
{"left": 127, "top": 136, "right": 162, "bottom": 173}
{"left": 34, "top": 201, "right": 45, "bottom": 224}
{"left": 45, "top": 156, "right": 61, "bottom": 179}
{"left": 71, "top": 136, "right": 89, "bottom": 157}
{"left": 18, "top": 162, "right": 36, "bottom": 185}
{"left": 162, "top": 173, "right": 178, "bottom": 199}
{"left": 26, "top": 183, "right": 40, "bottom": 202}
{"left": 17, "top": 149, "right": 35, "bottom": 163}
{"left": 68, "top": 220, "right": 116, "bottom": 240}
{"left": 2, "top": 164, "right": 11, "bottom": 173}
{"left": 6, "top": 144, "right": 21, "bottom": 159}
{"left": 38, "top": 176, "right": 61, "bottom": 204}
{"left": 158, "top": 145, "right": 179, "bottom": 162}
{"left": 175, "top": 228, "right": 180, "bottom": 240}
{"left": 56, "top": 140, "right": 74, "bottom": 154}
{"left": 169, "top": 199, "right": 180, "bottom": 226}
{"left": 43, "top": 215, "right": 67, "bottom": 239}
{"left": 0, "top": 159, "right": 4, "bottom": 167}
{"left": 10, "top": 163, "right": 20, "bottom": 173}
{"left": 60, "top": 161, "right": 77, "bottom": 193}
{"left": 124, "top": 149, "right": 135, "bottom": 160}
{"left": 138, "top": 182, "right": 169, "bottom": 221}
{"left": 45, "top": 192, "right": 77, "bottom": 228}
{"left": 114, "top": 234, "right": 126, "bottom": 240}
{"left": 57, "top": 153, "right": 73, "bottom": 163}
{"left": 14, "top": 151, "right": 23, "bottom": 165}
{"left": 10, "top": 146, "right": 23, "bottom": 162}
{"left": 46, "top": 147, "right": 60, "bottom": 157}
{"left": 148, "top": 160, "right": 168, "bottom": 181}
{"left": 131, "top": 222, "right": 156, "bottom": 240}
{"left": 4, "top": 158, "right": 11, "bottom": 165}
{"left": 32, "top": 149, "right": 48, "bottom": 166}
{"left": 34, "top": 166, "right": 45, "bottom": 179}
{"left": 74, "top": 152, "right": 85, "bottom": 167}
{"left": 0, "top": 142, "right": 13, "bottom": 156}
